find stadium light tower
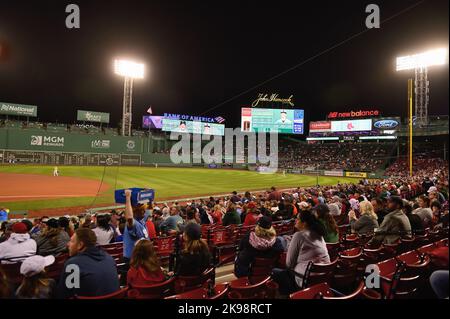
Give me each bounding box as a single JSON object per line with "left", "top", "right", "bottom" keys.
{"left": 396, "top": 48, "right": 448, "bottom": 176}
{"left": 396, "top": 48, "right": 448, "bottom": 126}
{"left": 114, "top": 59, "right": 145, "bottom": 136}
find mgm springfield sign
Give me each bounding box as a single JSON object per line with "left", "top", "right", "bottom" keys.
{"left": 0, "top": 102, "right": 38, "bottom": 117}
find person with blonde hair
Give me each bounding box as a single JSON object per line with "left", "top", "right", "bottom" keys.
{"left": 349, "top": 200, "right": 379, "bottom": 235}
{"left": 234, "top": 216, "right": 283, "bottom": 277}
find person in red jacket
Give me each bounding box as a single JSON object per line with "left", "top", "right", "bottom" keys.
{"left": 145, "top": 218, "right": 157, "bottom": 239}
{"left": 127, "top": 239, "right": 166, "bottom": 286}
{"left": 243, "top": 202, "right": 262, "bottom": 226}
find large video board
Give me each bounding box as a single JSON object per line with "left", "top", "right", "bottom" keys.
{"left": 241, "top": 108, "right": 304, "bottom": 134}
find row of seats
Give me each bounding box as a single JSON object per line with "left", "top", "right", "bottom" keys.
{"left": 73, "top": 235, "right": 448, "bottom": 299}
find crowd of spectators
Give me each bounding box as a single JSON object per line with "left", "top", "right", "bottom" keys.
{"left": 278, "top": 142, "right": 394, "bottom": 171}
{"left": 1, "top": 154, "right": 448, "bottom": 298}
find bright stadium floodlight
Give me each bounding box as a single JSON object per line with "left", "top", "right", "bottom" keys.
{"left": 114, "top": 59, "right": 145, "bottom": 79}
{"left": 395, "top": 48, "right": 448, "bottom": 176}
{"left": 114, "top": 59, "right": 145, "bottom": 136}
{"left": 396, "top": 48, "right": 448, "bottom": 71}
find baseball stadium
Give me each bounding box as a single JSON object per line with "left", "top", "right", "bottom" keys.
{"left": 0, "top": 0, "right": 449, "bottom": 306}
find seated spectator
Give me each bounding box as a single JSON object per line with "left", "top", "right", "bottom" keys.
{"left": 0, "top": 222, "right": 36, "bottom": 263}
{"left": 230, "top": 191, "right": 241, "bottom": 203}
{"left": 185, "top": 206, "right": 200, "bottom": 225}
{"left": 35, "top": 218, "right": 70, "bottom": 256}
{"left": 404, "top": 202, "right": 425, "bottom": 235}
{"left": 349, "top": 200, "right": 379, "bottom": 235}
{"left": 211, "top": 204, "right": 224, "bottom": 224}
{"left": 243, "top": 202, "right": 261, "bottom": 226}
{"left": 328, "top": 196, "right": 342, "bottom": 217}
{"left": 428, "top": 186, "right": 446, "bottom": 204}
{"left": 93, "top": 214, "right": 115, "bottom": 245}
{"left": 30, "top": 218, "right": 43, "bottom": 236}
{"left": 151, "top": 208, "right": 164, "bottom": 234}
{"left": 0, "top": 221, "right": 11, "bottom": 243}
{"left": 234, "top": 216, "right": 283, "bottom": 277}
{"left": 431, "top": 201, "right": 442, "bottom": 223}
{"left": 371, "top": 197, "right": 388, "bottom": 225}
{"left": 58, "top": 217, "right": 74, "bottom": 237}
{"left": 21, "top": 219, "right": 33, "bottom": 233}
{"left": 268, "top": 186, "right": 282, "bottom": 201}
{"left": 412, "top": 195, "right": 433, "bottom": 227}
{"left": 370, "top": 196, "right": 412, "bottom": 245}
{"left": 313, "top": 204, "right": 339, "bottom": 243}
{"left": 222, "top": 202, "right": 241, "bottom": 226}
{"left": 127, "top": 239, "right": 166, "bottom": 286}
{"left": 175, "top": 223, "right": 211, "bottom": 276}
{"left": 271, "top": 210, "right": 330, "bottom": 295}
{"left": 56, "top": 228, "right": 119, "bottom": 298}
{"left": 160, "top": 206, "right": 184, "bottom": 235}
{"left": 16, "top": 255, "right": 56, "bottom": 299}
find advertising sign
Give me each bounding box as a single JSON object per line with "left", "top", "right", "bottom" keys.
{"left": 0, "top": 102, "right": 37, "bottom": 117}
{"left": 77, "top": 110, "right": 110, "bottom": 123}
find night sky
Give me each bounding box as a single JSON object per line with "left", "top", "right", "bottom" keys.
{"left": 0, "top": 0, "right": 448, "bottom": 131}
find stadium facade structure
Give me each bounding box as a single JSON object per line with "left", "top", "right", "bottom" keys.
{"left": 0, "top": 116, "right": 448, "bottom": 177}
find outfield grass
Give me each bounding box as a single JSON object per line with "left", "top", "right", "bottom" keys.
{"left": 0, "top": 165, "right": 360, "bottom": 211}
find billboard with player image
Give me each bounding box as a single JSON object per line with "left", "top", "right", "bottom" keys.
{"left": 241, "top": 107, "right": 304, "bottom": 134}
{"left": 161, "top": 118, "right": 225, "bottom": 136}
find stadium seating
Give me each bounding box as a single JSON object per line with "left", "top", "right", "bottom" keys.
{"left": 227, "top": 276, "right": 278, "bottom": 299}
{"left": 174, "top": 267, "right": 216, "bottom": 294}
{"left": 165, "top": 282, "right": 229, "bottom": 299}
{"left": 74, "top": 287, "right": 129, "bottom": 299}
{"left": 290, "top": 281, "right": 365, "bottom": 299}
{"left": 127, "top": 277, "right": 176, "bottom": 299}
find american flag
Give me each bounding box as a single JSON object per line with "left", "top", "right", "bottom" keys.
{"left": 215, "top": 116, "right": 225, "bottom": 123}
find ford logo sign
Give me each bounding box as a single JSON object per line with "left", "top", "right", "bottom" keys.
{"left": 374, "top": 120, "right": 398, "bottom": 129}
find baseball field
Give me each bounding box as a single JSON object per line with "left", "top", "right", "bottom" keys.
{"left": 0, "top": 165, "right": 359, "bottom": 216}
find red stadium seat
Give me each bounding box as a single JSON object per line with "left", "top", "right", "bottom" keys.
{"left": 302, "top": 259, "right": 338, "bottom": 289}
{"left": 174, "top": 267, "right": 215, "bottom": 294}
{"left": 333, "top": 247, "right": 363, "bottom": 289}
{"left": 165, "top": 283, "right": 229, "bottom": 299}
{"left": 74, "top": 287, "right": 128, "bottom": 299}
{"left": 290, "top": 281, "right": 365, "bottom": 299}
{"left": 153, "top": 236, "right": 177, "bottom": 265}
{"left": 290, "top": 282, "right": 333, "bottom": 299}
{"left": 249, "top": 257, "right": 279, "bottom": 283}
{"left": 46, "top": 253, "right": 69, "bottom": 280}
{"left": 127, "top": 277, "right": 176, "bottom": 299}
{"left": 228, "top": 276, "right": 278, "bottom": 299}
{"left": 208, "top": 226, "right": 237, "bottom": 266}
{"left": 326, "top": 242, "right": 340, "bottom": 261}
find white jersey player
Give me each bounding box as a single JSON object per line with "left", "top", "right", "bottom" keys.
{"left": 53, "top": 166, "right": 59, "bottom": 176}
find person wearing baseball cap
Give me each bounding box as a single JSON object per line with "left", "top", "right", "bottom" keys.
{"left": 0, "top": 222, "right": 36, "bottom": 263}
{"left": 243, "top": 201, "right": 262, "bottom": 226}
{"left": 34, "top": 218, "right": 70, "bottom": 257}
{"left": 175, "top": 223, "right": 211, "bottom": 276}
{"left": 369, "top": 196, "right": 412, "bottom": 245}
{"left": 15, "top": 255, "right": 55, "bottom": 299}
{"left": 234, "top": 216, "right": 283, "bottom": 278}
